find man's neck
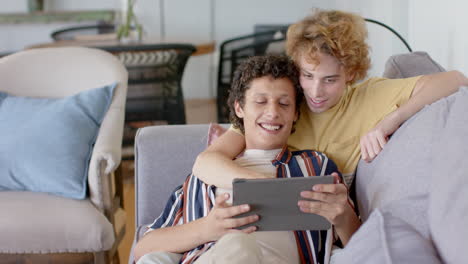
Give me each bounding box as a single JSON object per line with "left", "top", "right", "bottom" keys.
{"left": 244, "top": 144, "right": 288, "bottom": 151}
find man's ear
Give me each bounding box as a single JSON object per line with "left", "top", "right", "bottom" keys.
{"left": 294, "top": 110, "right": 299, "bottom": 122}
{"left": 234, "top": 101, "right": 244, "bottom": 118}
{"left": 346, "top": 71, "right": 355, "bottom": 83}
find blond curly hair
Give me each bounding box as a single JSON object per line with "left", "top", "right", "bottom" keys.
{"left": 286, "top": 9, "right": 371, "bottom": 84}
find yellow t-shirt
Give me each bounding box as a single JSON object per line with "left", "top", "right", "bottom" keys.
{"left": 288, "top": 76, "right": 421, "bottom": 183}
{"left": 231, "top": 76, "right": 421, "bottom": 185}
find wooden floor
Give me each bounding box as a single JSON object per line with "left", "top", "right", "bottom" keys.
{"left": 118, "top": 99, "right": 217, "bottom": 263}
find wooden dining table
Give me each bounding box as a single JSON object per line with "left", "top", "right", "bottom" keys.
{"left": 26, "top": 33, "right": 215, "bottom": 56}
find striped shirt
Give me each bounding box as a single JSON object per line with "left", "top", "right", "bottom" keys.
{"left": 147, "top": 146, "right": 341, "bottom": 264}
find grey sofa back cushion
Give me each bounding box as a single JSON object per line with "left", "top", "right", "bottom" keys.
{"left": 357, "top": 51, "right": 446, "bottom": 221}
{"left": 134, "top": 124, "right": 210, "bottom": 228}
{"left": 356, "top": 95, "right": 448, "bottom": 221}
{"left": 429, "top": 87, "right": 468, "bottom": 264}
{"left": 383, "top": 51, "right": 445, "bottom": 79}
{"left": 350, "top": 88, "right": 467, "bottom": 264}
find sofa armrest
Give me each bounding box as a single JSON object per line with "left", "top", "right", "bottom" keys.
{"left": 134, "top": 124, "right": 212, "bottom": 228}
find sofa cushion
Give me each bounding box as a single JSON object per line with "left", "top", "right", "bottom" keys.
{"left": 377, "top": 194, "right": 431, "bottom": 239}
{"left": 135, "top": 125, "right": 210, "bottom": 227}
{"left": 0, "top": 191, "right": 114, "bottom": 253}
{"left": 383, "top": 51, "right": 445, "bottom": 79}
{"left": 331, "top": 203, "right": 441, "bottom": 264}
{"left": 355, "top": 89, "right": 453, "bottom": 221}
{"left": 429, "top": 87, "right": 468, "bottom": 263}
{"left": 207, "top": 123, "right": 227, "bottom": 146}
{"left": 0, "top": 83, "right": 115, "bottom": 199}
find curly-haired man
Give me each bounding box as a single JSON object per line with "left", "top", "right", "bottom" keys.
{"left": 134, "top": 55, "right": 345, "bottom": 264}
{"left": 194, "top": 9, "right": 468, "bottom": 248}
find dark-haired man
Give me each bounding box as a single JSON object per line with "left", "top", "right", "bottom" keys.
{"left": 135, "top": 55, "right": 348, "bottom": 264}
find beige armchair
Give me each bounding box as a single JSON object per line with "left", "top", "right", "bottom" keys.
{"left": 0, "top": 47, "right": 128, "bottom": 263}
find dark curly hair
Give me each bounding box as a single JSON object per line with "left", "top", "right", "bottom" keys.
{"left": 228, "top": 55, "right": 303, "bottom": 134}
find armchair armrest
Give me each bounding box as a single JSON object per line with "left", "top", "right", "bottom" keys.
{"left": 89, "top": 81, "right": 127, "bottom": 212}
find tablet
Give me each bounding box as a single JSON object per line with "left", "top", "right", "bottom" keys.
{"left": 232, "top": 176, "right": 334, "bottom": 231}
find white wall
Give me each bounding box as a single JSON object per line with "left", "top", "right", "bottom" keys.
{"left": 1, "top": 0, "right": 466, "bottom": 99}
{"left": 333, "top": 0, "right": 411, "bottom": 78}
{"left": 171, "top": 0, "right": 411, "bottom": 98}
{"left": 1, "top": 1, "right": 28, "bottom": 13}
{"left": 161, "top": 0, "right": 213, "bottom": 98}
{"left": 0, "top": 1, "right": 119, "bottom": 55}
{"left": 408, "top": 0, "right": 468, "bottom": 73}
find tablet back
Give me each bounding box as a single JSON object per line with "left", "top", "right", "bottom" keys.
{"left": 232, "top": 176, "right": 333, "bottom": 231}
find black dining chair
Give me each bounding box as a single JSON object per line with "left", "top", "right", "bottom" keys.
{"left": 51, "top": 22, "right": 116, "bottom": 41}
{"left": 100, "top": 43, "right": 196, "bottom": 160}
{"left": 216, "top": 29, "right": 287, "bottom": 123}
{"left": 215, "top": 19, "right": 412, "bottom": 123}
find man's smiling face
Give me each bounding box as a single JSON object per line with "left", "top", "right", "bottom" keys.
{"left": 235, "top": 76, "right": 298, "bottom": 150}
{"left": 298, "top": 52, "right": 352, "bottom": 113}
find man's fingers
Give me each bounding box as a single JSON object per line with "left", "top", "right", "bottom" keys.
{"left": 370, "top": 136, "right": 382, "bottom": 157}
{"left": 365, "top": 139, "right": 376, "bottom": 160}
{"left": 240, "top": 225, "right": 257, "bottom": 234}
{"left": 298, "top": 200, "right": 324, "bottom": 213}
{"left": 300, "top": 190, "right": 344, "bottom": 204}
{"left": 309, "top": 182, "right": 346, "bottom": 194}
{"left": 228, "top": 225, "right": 257, "bottom": 235}
{"left": 360, "top": 137, "right": 373, "bottom": 162}
{"left": 217, "top": 203, "right": 251, "bottom": 219}
{"left": 298, "top": 201, "right": 337, "bottom": 223}
{"left": 360, "top": 139, "right": 368, "bottom": 161}
{"left": 300, "top": 190, "right": 329, "bottom": 202}
{"left": 214, "top": 193, "right": 230, "bottom": 207}
{"left": 361, "top": 130, "right": 388, "bottom": 163}
{"left": 300, "top": 181, "right": 347, "bottom": 206}
{"left": 377, "top": 133, "right": 387, "bottom": 150}
{"left": 332, "top": 172, "right": 341, "bottom": 184}
{"left": 224, "top": 214, "right": 259, "bottom": 229}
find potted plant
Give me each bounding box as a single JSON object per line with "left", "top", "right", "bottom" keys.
{"left": 117, "top": 0, "right": 143, "bottom": 42}
{"left": 27, "top": 0, "right": 44, "bottom": 12}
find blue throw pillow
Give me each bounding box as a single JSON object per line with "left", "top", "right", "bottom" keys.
{"left": 0, "top": 83, "right": 116, "bottom": 199}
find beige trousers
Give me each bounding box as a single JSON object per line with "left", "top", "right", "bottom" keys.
{"left": 136, "top": 251, "right": 182, "bottom": 264}
{"left": 194, "top": 233, "right": 262, "bottom": 264}
{"left": 137, "top": 233, "right": 262, "bottom": 264}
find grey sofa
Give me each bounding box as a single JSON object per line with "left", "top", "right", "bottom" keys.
{"left": 129, "top": 52, "right": 467, "bottom": 263}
